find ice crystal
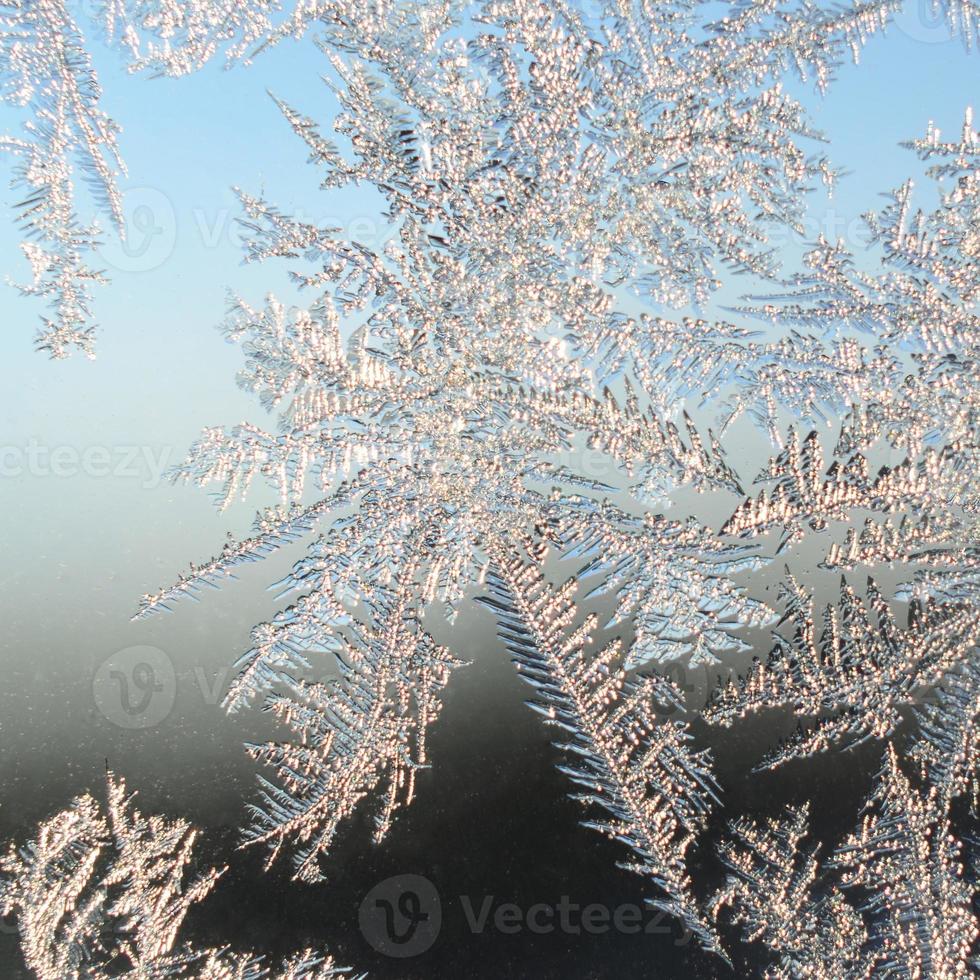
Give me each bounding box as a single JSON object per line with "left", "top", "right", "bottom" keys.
{"left": 5, "top": 0, "right": 979, "bottom": 360}
{"left": 0, "top": 0, "right": 125, "bottom": 357}
{"left": 101, "top": 0, "right": 978, "bottom": 962}
{"left": 705, "top": 571, "right": 980, "bottom": 768}
{"left": 1, "top": 0, "right": 979, "bottom": 974}
{"left": 98, "top": 0, "right": 282, "bottom": 76}
{"left": 831, "top": 747, "right": 978, "bottom": 978}
{"left": 711, "top": 804, "right": 869, "bottom": 979}
{"left": 721, "top": 432, "right": 979, "bottom": 553}
{"left": 910, "top": 652, "right": 980, "bottom": 817}
{"left": 555, "top": 498, "right": 774, "bottom": 668}
{"left": 97, "top": 0, "right": 441, "bottom": 77}
{"left": 236, "top": 547, "right": 464, "bottom": 883}
{"left": 713, "top": 750, "right": 978, "bottom": 977}
{"left": 696, "top": 107, "right": 980, "bottom": 790}
{"left": 741, "top": 107, "right": 980, "bottom": 459}
{"left": 0, "top": 770, "right": 358, "bottom": 979}
{"left": 479, "top": 537, "right": 725, "bottom": 959}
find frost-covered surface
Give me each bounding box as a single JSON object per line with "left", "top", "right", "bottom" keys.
{"left": 480, "top": 536, "right": 725, "bottom": 958}
{"left": 1, "top": 1, "right": 979, "bottom": 976}
{"left": 713, "top": 748, "right": 978, "bottom": 978}
{"left": 0, "top": 770, "right": 361, "bottom": 979}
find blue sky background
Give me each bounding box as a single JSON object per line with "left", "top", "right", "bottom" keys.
{"left": 0, "top": 2, "right": 975, "bottom": 435}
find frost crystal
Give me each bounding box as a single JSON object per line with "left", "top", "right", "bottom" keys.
{"left": 6, "top": 0, "right": 968, "bottom": 969}
{"left": 831, "top": 747, "right": 978, "bottom": 978}
{"left": 711, "top": 804, "right": 869, "bottom": 979}
{"left": 556, "top": 498, "right": 774, "bottom": 668}
{"left": 0, "top": 0, "right": 124, "bottom": 357}
{"left": 0, "top": 770, "right": 359, "bottom": 979}
{"left": 479, "top": 538, "right": 724, "bottom": 958}
{"left": 705, "top": 571, "right": 980, "bottom": 768}
{"left": 910, "top": 652, "right": 980, "bottom": 816}
{"left": 713, "top": 750, "right": 979, "bottom": 977}
{"left": 236, "top": 549, "right": 464, "bottom": 883}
